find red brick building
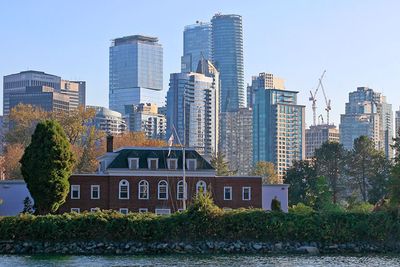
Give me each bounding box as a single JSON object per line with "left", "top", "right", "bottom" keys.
{"left": 59, "top": 141, "right": 262, "bottom": 215}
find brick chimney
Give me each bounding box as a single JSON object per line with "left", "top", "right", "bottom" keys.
{"left": 106, "top": 135, "right": 114, "bottom": 153}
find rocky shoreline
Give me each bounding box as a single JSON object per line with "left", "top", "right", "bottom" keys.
{"left": 1, "top": 240, "right": 400, "bottom": 255}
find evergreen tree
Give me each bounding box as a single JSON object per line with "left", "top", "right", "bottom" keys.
{"left": 252, "top": 161, "right": 280, "bottom": 184}
{"left": 270, "top": 196, "right": 282, "bottom": 211}
{"left": 210, "top": 152, "right": 236, "bottom": 176}
{"left": 20, "top": 120, "right": 75, "bottom": 215}
{"left": 21, "top": 196, "right": 34, "bottom": 214}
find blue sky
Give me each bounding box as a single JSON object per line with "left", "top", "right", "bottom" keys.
{"left": 1, "top": 0, "right": 399, "bottom": 127}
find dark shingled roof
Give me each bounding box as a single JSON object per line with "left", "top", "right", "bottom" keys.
{"left": 107, "top": 148, "right": 214, "bottom": 170}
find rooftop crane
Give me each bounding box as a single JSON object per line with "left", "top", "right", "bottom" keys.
{"left": 319, "top": 70, "right": 331, "bottom": 125}
{"left": 309, "top": 70, "right": 326, "bottom": 126}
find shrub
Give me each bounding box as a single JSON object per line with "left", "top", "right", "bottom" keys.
{"left": 348, "top": 202, "right": 374, "bottom": 213}
{"left": 289, "top": 203, "right": 314, "bottom": 215}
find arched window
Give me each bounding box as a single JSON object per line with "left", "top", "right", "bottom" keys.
{"left": 119, "top": 179, "right": 129, "bottom": 199}
{"left": 138, "top": 180, "right": 149, "bottom": 200}
{"left": 177, "top": 180, "right": 187, "bottom": 200}
{"left": 196, "top": 180, "right": 206, "bottom": 195}
{"left": 158, "top": 180, "right": 168, "bottom": 200}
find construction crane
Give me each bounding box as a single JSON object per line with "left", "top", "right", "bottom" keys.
{"left": 319, "top": 70, "right": 331, "bottom": 125}
{"left": 309, "top": 70, "right": 326, "bottom": 126}
{"left": 318, "top": 114, "right": 324, "bottom": 125}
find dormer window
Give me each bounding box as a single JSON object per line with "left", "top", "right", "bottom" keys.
{"left": 148, "top": 158, "right": 159, "bottom": 170}
{"left": 186, "top": 159, "right": 197, "bottom": 171}
{"left": 167, "top": 158, "right": 178, "bottom": 170}
{"left": 128, "top": 158, "right": 139, "bottom": 170}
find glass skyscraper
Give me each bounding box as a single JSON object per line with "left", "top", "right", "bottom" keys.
{"left": 109, "top": 35, "right": 163, "bottom": 114}
{"left": 181, "top": 22, "right": 211, "bottom": 73}
{"left": 211, "top": 14, "right": 245, "bottom": 112}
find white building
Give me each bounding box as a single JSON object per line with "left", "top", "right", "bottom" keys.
{"left": 87, "top": 106, "right": 127, "bottom": 135}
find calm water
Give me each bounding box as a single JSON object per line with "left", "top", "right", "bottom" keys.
{"left": 0, "top": 254, "right": 400, "bottom": 267}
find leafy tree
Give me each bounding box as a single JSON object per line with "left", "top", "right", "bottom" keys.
{"left": 210, "top": 152, "right": 236, "bottom": 176}
{"left": 389, "top": 164, "right": 400, "bottom": 208}
{"left": 368, "top": 156, "right": 392, "bottom": 204}
{"left": 20, "top": 120, "right": 75, "bottom": 215}
{"left": 313, "top": 176, "right": 333, "bottom": 210}
{"left": 252, "top": 161, "right": 280, "bottom": 184}
{"left": 289, "top": 203, "right": 314, "bottom": 214}
{"left": 112, "top": 132, "right": 166, "bottom": 149}
{"left": 284, "top": 160, "right": 318, "bottom": 206}
{"left": 315, "top": 141, "right": 346, "bottom": 203}
{"left": 21, "top": 197, "right": 34, "bottom": 214}
{"left": 1, "top": 144, "right": 24, "bottom": 179}
{"left": 346, "top": 136, "right": 387, "bottom": 202}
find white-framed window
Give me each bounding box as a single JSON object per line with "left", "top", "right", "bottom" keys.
{"left": 167, "top": 158, "right": 178, "bottom": 170}
{"left": 177, "top": 180, "right": 187, "bottom": 200}
{"left": 91, "top": 207, "right": 100, "bottom": 212}
{"left": 196, "top": 180, "right": 206, "bottom": 195}
{"left": 139, "top": 208, "right": 148, "bottom": 213}
{"left": 119, "top": 208, "right": 128, "bottom": 215}
{"left": 224, "top": 186, "right": 232, "bottom": 200}
{"left": 128, "top": 158, "right": 139, "bottom": 170}
{"left": 158, "top": 180, "right": 168, "bottom": 200}
{"left": 98, "top": 160, "right": 106, "bottom": 173}
{"left": 138, "top": 180, "right": 149, "bottom": 199}
{"left": 91, "top": 185, "right": 100, "bottom": 199}
{"left": 155, "top": 208, "right": 171, "bottom": 216}
{"left": 186, "top": 159, "right": 197, "bottom": 171}
{"left": 242, "top": 187, "right": 251, "bottom": 201}
{"left": 70, "top": 208, "right": 80, "bottom": 213}
{"left": 148, "top": 158, "right": 159, "bottom": 170}
{"left": 119, "top": 179, "right": 129, "bottom": 199}
{"left": 71, "top": 185, "right": 80, "bottom": 199}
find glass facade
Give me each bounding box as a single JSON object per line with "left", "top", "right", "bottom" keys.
{"left": 109, "top": 35, "right": 163, "bottom": 114}
{"left": 211, "top": 14, "right": 245, "bottom": 112}
{"left": 181, "top": 22, "right": 211, "bottom": 73}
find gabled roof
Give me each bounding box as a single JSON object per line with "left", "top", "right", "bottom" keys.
{"left": 107, "top": 147, "right": 214, "bottom": 170}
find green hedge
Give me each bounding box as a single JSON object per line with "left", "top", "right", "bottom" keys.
{"left": 1, "top": 210, "right": 400, "bottom": 243}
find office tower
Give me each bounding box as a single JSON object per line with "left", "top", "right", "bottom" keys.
{"left": 253, "top": 84, "right": 305, "bottom": 180}
{"left": 305, "top": 124, "right": 340, "bottom": 158}
{"left": 339, "top": 87, "right": 393, "bottom": 158}
{"left": 109, "top": 35, "right": 163, "bottom": 114}
{"left": 181, "top": 21, "right": 212, "bottom": 73}
{"left": 61, "top": 80, "right": 86, "bottom": 110}
{"left": 211, "top": 13, "right": 245, "bottom": 112}
{"left": 247, "top": 73, "right": 286, "bottom": 108}
{"left": 395, "top": 108, "right": 400, "bottom": 136}
{"left": 3, "top": 71, "right": 61, "bottom": 119}
{"left": 87, "top": 106, "right": 127, "bottom": 135}
{"left": 125, "top": 103, "right": 166, "bottom": 140}
{"left": 166, "top": 59, "right": 219, "bottom": 159}
{"left": 9, "top": 86, "right": 70, "bottom": 113}
{"left": 219, "top": 108, "right": 253, "bottom": 175}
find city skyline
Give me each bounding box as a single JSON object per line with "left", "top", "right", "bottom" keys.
{"left": 1, "top": 1, "right": 400, "bottom": 127}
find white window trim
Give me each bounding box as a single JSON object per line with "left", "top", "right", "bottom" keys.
{"left": 119, "top": 179, "right": 130, "bottom": 200}
{"left": 186, "top": 159, "right": 197, "bottom": 171}
{"left": 148, "top": 158, "right": 159, "bottom": 170}
{"left": 119, "top": 208, "right": 129, "bottom": 214}
{"left": 91, "top": 185, "right": 100, "bottom": 200}
{"left": 158, "top": 180, "right": 168, "bottom": 200}
{"left": 242, "top": 187, "right": 251, "bottom": 201}
{"left": 91, "top": 207, "right": 100, "bottom": 212}
{"left": 139, "top": 208, "right": 148, "bottom": 213}
{"left": 177, "top": 180, "right": 187, "bottom": 200}
{"left": 155, "top": 208, "right": 171, "bottom": 216}
{"left": 196, "top": 180, "right": 207, "bottom": 195}
{"left": 71, "top": 185, "right": 80, "bottom": 199}
{"left": 167, "top": 158, "right": 178, "bottom": 170}
{"left": 71, "top": 208, "right": 80, "bottom": 213}
{"left": 138, "top": 180, "right": 149, "bottom": 200}
{"left": 128, "top": 158, "right": 139, "bottom": 170}
{"left": 98, "top": 160, "right": 107, "bottom": 173}
{"left": 224, "top": 186, "right": 232, "bottom": 200}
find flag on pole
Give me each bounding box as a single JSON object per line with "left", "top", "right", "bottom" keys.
{"left": 167, "top": 134, "right": 174, "bottom": 156}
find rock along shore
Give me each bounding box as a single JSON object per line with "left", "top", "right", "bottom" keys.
{"left": 1, "top": 240, "right": 400, "bottom": 255}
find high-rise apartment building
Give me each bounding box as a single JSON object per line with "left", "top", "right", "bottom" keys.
{"left": 9, "top": 86, "right": 70, "bottom": 113}
{"left": 247, "top": 73, "right": 285, "bottom": 109}
{"left": 3, "top": 71, "right": 61, "bottom": 118}
{"left": 253, "top": 85, "right": 305, "bottom": 179}
{"left": 61, "top": 80, "right": 86, "bottom": 110}
{"left": 219, "top": 108, "right": 253, "bottom": 175}
{"left": 339, "top": 87, "right": 393, "bottom": 158}
{"left": 211, "top": 14, "right": 245, "bottom": 112}
{"left": 109, "top": 35, "right": 163, "bottom": 114}
{"left": 181, "top": 22, "right": 212, "bottom": 73}
{"left": 166, "top": 59, "right": 219, "bottom": 159}
{"left": 305, "top": 124, "right": 340, "bottom": 158}
{"left": 87, "top": 106, "right": 127, "bottom": 136}
{"left": 395, "top": 108, "right": 400, "bottom": 137}
{"left": 125, "top": 103, "right": 166, "bottom": 140}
